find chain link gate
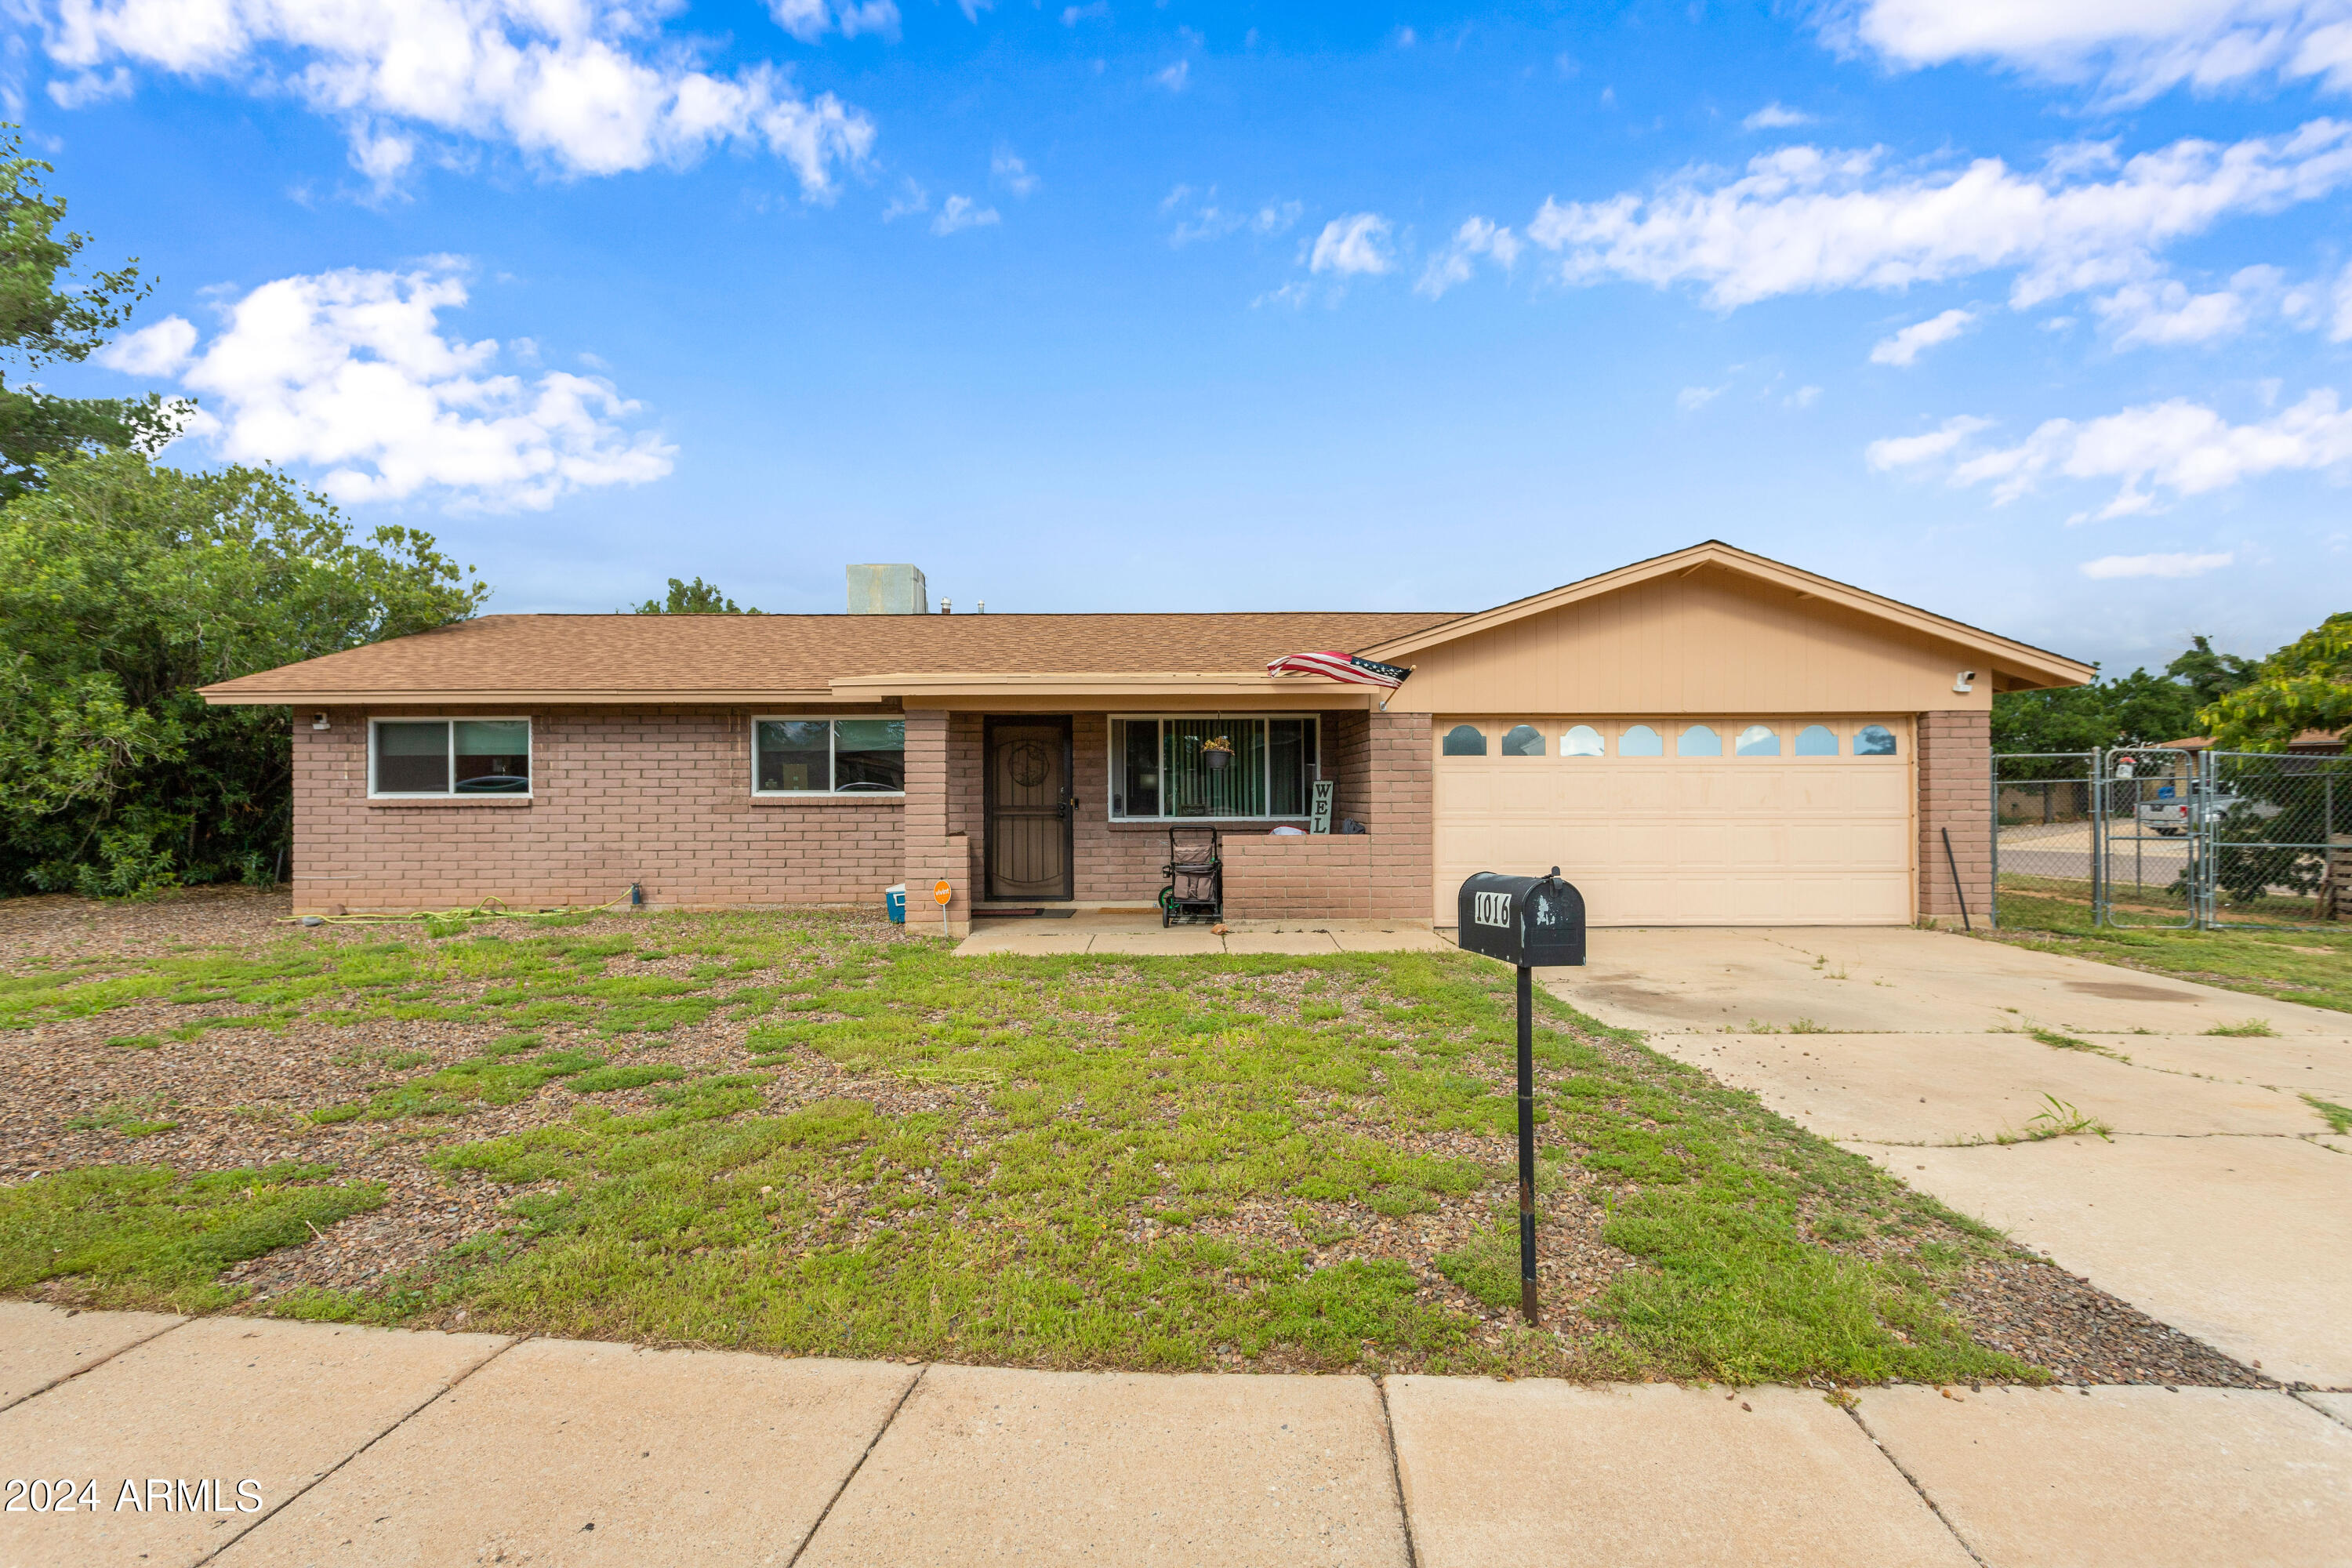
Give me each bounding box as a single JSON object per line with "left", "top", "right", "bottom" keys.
{"left": 1995, "top": 746, "right": 2350, "bottom": 929}
{"left": 2203, "top": 750, "right": 2352, "bottom": 927}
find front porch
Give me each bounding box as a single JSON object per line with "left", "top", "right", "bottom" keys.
{"left": 898, "top": 706, "right": 1435, "bottom": 937}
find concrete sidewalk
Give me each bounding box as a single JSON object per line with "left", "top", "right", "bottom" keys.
{"left": 3, "top": 1305, "right": 2349, "bottom": 1568}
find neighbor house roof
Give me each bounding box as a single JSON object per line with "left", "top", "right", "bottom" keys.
{"left": 198, "top": 610, "right": 1463, "bottom": 706}
{"left": 2169, "top": 730, "right": 2347, "bottom": 754}
{"left": 1358, "top": 540, "right": 2094, "bottom": 692}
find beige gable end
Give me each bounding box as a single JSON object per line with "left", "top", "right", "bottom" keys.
{"left": 1385, "top": 563, "right": 2009, "bottom": 716}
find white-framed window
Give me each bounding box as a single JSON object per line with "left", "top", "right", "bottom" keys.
{"left": 1109, "top": 714, "right": 1319, "bottom": 819}
{"left": 753, "top": 717, "right": 907, "bottom": 796}
{"left": 369, "top": 718, "right": 533, "bottom": 797}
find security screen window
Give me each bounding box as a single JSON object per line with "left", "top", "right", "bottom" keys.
{"left": 372, "top": 719, "right": 532, "bottom": 796}
{"left": 1110, "top": 716, "right": 1318, "bottom": 819}
{"left": 754, "top": 718, "right": 906, "bottom": 794}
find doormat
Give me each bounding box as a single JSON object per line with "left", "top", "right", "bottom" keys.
{"left": 974, "top": 908, "right": 1076, "bottom": 919}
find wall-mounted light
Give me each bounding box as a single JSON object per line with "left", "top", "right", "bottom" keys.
{"left": 311, "top": 712, "right": 332, "bottom": 731}
{"left": 1952, "top": 671, "right": 1976, "bottom": 695}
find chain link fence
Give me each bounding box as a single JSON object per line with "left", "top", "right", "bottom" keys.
{"left": 1994, "top": 746, "right": 2350, "bottom": 929}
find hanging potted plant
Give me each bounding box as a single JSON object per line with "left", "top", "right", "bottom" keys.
{"left": 1200, "top": 734, "right": 1234, "bottom": 772}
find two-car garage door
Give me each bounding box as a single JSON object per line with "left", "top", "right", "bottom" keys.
{"left": 1432, "top": 716, "right": 1915, "bottom": 926}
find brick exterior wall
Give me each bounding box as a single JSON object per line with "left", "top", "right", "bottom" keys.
{"left": 1222, "top": 835, "right": 1374, "bottom": 918}
{"left": 1917, "top": 708, "right": 1991, "bottom": 926}
{"left": 294, "top": 706, "right": 903, "bottom": 914}
{"left": 292, "top": 702, "right": 1425, "bottom": 922}
{"left": 1363, "top": 710, "right": 1434, "bottom": 920}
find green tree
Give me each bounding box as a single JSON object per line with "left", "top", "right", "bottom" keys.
{"left": 631, "top": 575, "right": 759, "bottom": 614}
{"left": 0, "top": 125, "right": 182, "bottom": 499}
{"left": 2163, "top": 634, "right": 2262, "bottom": 713}
{"left": 2198, "top": 613, "right": 2352, "bottom": 753}
{"left": 0, "top": 452, "right": 486, "bottom": 895}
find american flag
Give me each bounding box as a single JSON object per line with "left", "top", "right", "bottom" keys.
{"left": 1265, "top": 651, "right": 1411, "bottom": 688}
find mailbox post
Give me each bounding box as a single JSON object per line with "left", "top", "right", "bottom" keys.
{"left": 1455, "top": 868, "right": 1587, "bottom": 1325}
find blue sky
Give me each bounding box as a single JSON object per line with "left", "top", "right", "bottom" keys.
{"left": 25, "top": 0, "right": 2352, "bottom": 673}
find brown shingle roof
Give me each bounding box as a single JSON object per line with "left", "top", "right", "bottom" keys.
{"left": 199, "top": 611, "right": 1465, "bottom": 703}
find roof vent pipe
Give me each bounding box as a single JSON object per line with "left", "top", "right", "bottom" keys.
{"left": 940, "top": 598, "right": 952, "bottom": 615}
{"left": 847, "top": 564, "right": 927, "bottom": 615}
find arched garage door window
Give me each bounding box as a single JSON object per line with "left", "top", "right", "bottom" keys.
{"left": 1856, "top": 724, "right": 1899, "bottom": 756}
{"left": 1501, "top": 724, "right": 1545, "bottom": 757}
{"left": 1620, "top": 725, "right": 1664, "bottom": 757}
{"left": 1677, "top": 724, "right": 1722, "bottom": 757}
{"left": 1442, "top": 724, "right": 1487, "bottom": 756}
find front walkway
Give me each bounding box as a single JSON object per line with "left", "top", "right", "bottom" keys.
{"left": 2, "top": 1303, "right": 2347, "bottom": 1567}
{"left": 956, "top": 913, "right": 1453, "bottom": 957}
{"left": 1540, "top": 925, "right": 2352, "bottom": 1389}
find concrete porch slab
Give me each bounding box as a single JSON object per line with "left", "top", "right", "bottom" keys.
{"left": 1849, "top": 1135, "right": 2352, "bottom": 1388}
{"left": 0, "top": 1317, "right": 509, "bottom": 1567}
{"left": 0, "top": 1301, "right": 181, "bottom": 1412}
{"left": 1331, "top": 927, "right": 1451, "bottom": 953}
{"left": 795, "top": 1364, "right": 1407, "bottom": 1567}
{"left": 1383, "top": 1378, "right": 1970, "bottom": 1568}
{"left": 1540, "top": 926, "right": 2352, "bottom": 1036}
{"left": 216, "top": 1340, "right": 918, "bottom": 1567}
{"left": 1653, "top": 1032, "right": 2327, "bottom": 1143}
{"left": 1854, "top": 1385, "right": 2352, "bottom": 1568}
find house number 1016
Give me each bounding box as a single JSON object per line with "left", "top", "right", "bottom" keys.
{"left": 1473, "top": 891, "right": 1512, "bottom": 928}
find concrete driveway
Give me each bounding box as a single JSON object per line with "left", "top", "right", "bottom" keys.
{"left": 1540, "top": 927, "right": 2352, "bottom": 1389}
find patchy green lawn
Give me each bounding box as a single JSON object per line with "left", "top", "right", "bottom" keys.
{"left": 1984, "top": 888, "right": 2352, "bottom": 1014}
{"left": 1, "top": 906, "right": 2040, "bottom": 1385}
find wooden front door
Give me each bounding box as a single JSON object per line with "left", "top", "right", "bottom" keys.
{"left": 985, "top": 717, "right": 1073, "bottom": 901}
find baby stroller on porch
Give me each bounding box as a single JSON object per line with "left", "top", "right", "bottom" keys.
{"left": 1159, "top": 825, "right": 1223, "bottom": 927}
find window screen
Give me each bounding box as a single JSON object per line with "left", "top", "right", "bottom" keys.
{"left": 373, "top": 720, "right": 531, "bottom": 797}
{"left": 754, "top": 719, "right": 906, "bottom": 794}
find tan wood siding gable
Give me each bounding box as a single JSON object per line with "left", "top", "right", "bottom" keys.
{"left": 1385, "top": 567, "right": 1995, "bottom": 717}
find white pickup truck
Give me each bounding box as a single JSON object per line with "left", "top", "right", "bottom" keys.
{"left": 2133, "top": 793, "right": 2250, "bottom": 836}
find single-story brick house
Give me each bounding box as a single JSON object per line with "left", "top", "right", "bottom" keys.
{"left": 200, "top": 541, "right": 2091, "bottom": 932}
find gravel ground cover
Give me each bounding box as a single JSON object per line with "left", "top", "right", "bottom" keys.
{"left": 0, "top": 888, "right": 2273, "bottom": 1386}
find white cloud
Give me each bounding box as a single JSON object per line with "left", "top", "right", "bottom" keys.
{"left": 1787, "top": 383, "right": 1824, "bottom": 408}
{"left": 1525, "top": 120, "right": 2352, "bottom": 310}
{"left": 140, "top": 263, "right": 672, "bottom": 511}
{"left": 2325, "top": 260, "right": 2352, "bottom": 339}
{"left": 881, "top": 176, "right": 929, "bottom": 220}
{"left": 1417, "top": 216, "right": 1523, "bottom": 298}
{"left": 1870, "top": 307, "right": 1977, "bottom": 365}
{"left": 1164, "top": 187, "right": 1300, "bottom": 245}
{"left": 2092, "top": 278, "right": 2250, "bottom": 346}
{"left": 1061, "top": 2, "right": 1108, "bottom": 23}
{"left": 1309, "top": 213, "right": 1393, "bottom": 277}
{"left": 768, "top": 0, "right": 899, "bottom": 43}
{"left": 1743, "top": 101, "right": 1813, "bottom": 129}
{"left": 2080, "top": 550, "right": 2236, "bottom": 579}
{"left": 1845, "top": 0, "right": 2352, "bottom": 104}
{"left": 41, "top": 0, "right": 877, "bottom": 193}
{"left": 1156, "top": 59, "right": 1189, "bottom": 91}
{"left": 931, "top": 194, "right": 999, "bottom": 234}
{"left": 991, "top": 150, "right": 1037, "bottom": 197}
{"left": 1871, "top": 390, "right": 2352, "bottom": 517}
{"left": 1677, "top": 383, "right": 1728, "bottom": 412}
{"left": 1864, "top": 413, "right": 1994, "bottom": 468}
{"left": 45, "top": 64, "right": 132, "bottom": 107}
{"left": 96, "top": 314, "right": 198, "bottom": 377}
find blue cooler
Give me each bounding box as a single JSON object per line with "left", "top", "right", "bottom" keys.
{"left": 885, "top": 884, "right": 907, "bottom": 924}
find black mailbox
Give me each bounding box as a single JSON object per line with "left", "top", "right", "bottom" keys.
{"left": 1456, "top": 869, "right": 1586, "bottom": 968}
